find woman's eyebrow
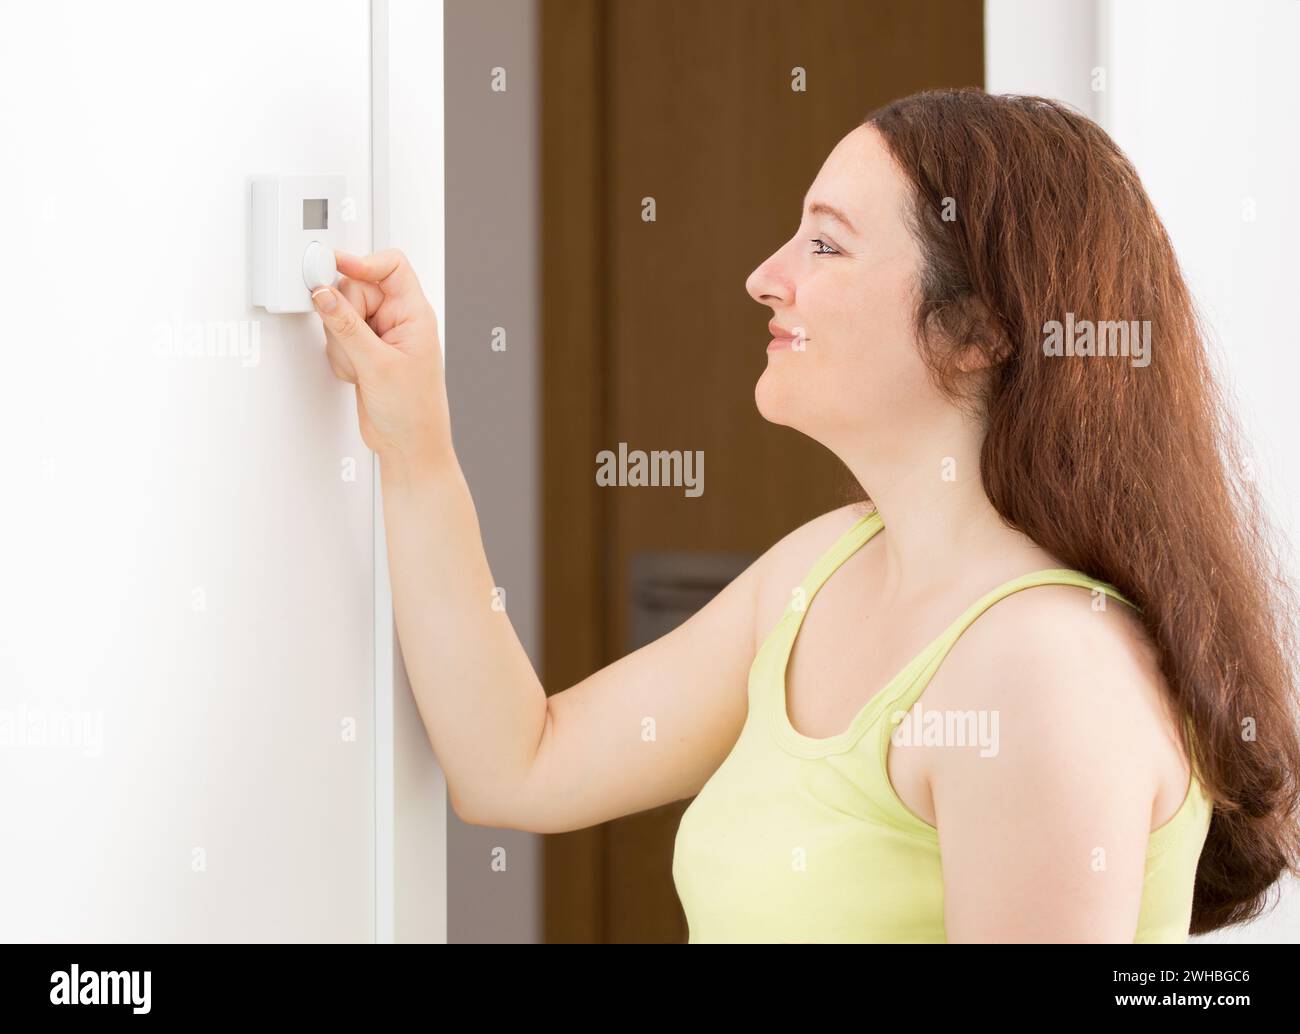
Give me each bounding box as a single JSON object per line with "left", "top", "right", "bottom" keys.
{"left": 803, "top": 198, "right": 858, "bottom": 235}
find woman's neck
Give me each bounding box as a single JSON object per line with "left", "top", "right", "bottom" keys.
{"left": 836, "top": 414, "right": 1054, "bottom": 601}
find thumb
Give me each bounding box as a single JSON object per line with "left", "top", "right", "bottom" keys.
{"left": 311, "top": 286, "right": 386, "bottom": 373}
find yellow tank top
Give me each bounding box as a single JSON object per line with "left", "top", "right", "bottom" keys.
{"left": 672, "top": 508, "right": 1213, "bottom": 942}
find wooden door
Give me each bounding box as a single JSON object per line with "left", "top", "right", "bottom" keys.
{"left": 541, "top": 0, "right": 984, "bottom": 943}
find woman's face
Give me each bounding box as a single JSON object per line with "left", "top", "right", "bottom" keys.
{"left": 745, "top": 124, "right": 951, "bottom": 456}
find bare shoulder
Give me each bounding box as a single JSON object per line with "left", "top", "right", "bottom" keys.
{"left": 926, "top": 579, "right": 1186, "bottom": 820}
{"left": 948, "top": 581, "right": 1161, "bottom": 703}
{"left": 929, "top": 584, "right": 1186, "bottom": 940}
{"left": 751, "top": 501, "right": 877, "bottom": 640}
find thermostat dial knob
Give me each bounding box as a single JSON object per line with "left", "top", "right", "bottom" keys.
{"left": 302, "top": 241, "right": 338, "bottom": 291}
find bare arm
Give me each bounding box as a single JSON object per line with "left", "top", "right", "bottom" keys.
{"left": 314, "top": 249, "right": 763, "bottom": 833}
{"left": 930, "top": 591, "right": 1164, "bottom": 941}
{"left": 377, "top": 454, "right": 549, "bottom": 824}
{"left": 378, "top": 450, "right": 761, "bottom": 832}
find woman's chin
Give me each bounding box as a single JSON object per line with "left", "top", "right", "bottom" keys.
{"left": 754, "top": 367, "right": 794, "bottom": 426}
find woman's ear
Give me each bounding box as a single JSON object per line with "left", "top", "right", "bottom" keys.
{"left": 952, "top": 342, "right": 989, "bottom": 374}
{"left": 952, "top": 327, "right": 1012, "bottom": 373}
{"left": 919, "top": 295, "right": 1012, "bottom": 396}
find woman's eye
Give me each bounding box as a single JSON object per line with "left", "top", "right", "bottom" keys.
{"left": 810, "top": 238, "right": 838, "bottom": 255}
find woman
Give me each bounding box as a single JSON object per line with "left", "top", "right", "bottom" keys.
{"left": 310, "top": 89, "right": 1300, "bottom": 943}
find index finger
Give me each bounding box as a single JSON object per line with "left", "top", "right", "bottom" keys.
{"left": 334, "top": 248, "right": 425, "bottom": 298}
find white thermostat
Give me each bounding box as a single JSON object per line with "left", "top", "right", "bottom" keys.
{"left": 251, "top": 174, "right": 346, "bottom": 313}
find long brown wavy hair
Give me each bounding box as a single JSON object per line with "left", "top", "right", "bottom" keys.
{"left": 862, "top": 88, "right": 1300, "bottom": 935}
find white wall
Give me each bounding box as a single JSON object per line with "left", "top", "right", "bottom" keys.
{"left": 986, "top": 0, "right": 1300, "bottom": 944}
{"left": 1102, "top": 0, "right": 1300, "bottom": 945}
{"left": 0, "top": 0, "right": 378, "bottom": 940}
{"left": 985, "top": 0, "right": 1099, "bottom": 118}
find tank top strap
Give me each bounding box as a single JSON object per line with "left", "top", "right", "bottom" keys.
{"left": 796, "top": 507, "right": 884, "bottom": 603}
{"left": 887, "top": 568, "right": 1139, "bottom": 716}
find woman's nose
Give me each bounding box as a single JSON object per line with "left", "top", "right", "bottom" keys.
{"left": 745, "top": 249, "right": 792, "bottom": 306}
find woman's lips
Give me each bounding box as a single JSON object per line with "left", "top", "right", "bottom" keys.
{"left": 766, "top": 320, "right": 807, "bottom": 352}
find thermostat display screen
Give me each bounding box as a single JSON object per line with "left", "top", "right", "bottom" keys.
{"left": 302, "top": 198, "right": 328, "bottom": 230}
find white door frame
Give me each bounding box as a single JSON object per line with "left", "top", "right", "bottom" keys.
{"left": 370, "top": 0, "right": 446, "bottom": 944}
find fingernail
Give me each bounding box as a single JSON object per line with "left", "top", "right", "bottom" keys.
{"left": 312, "top": 287, "right": 337, "bottom": 313}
